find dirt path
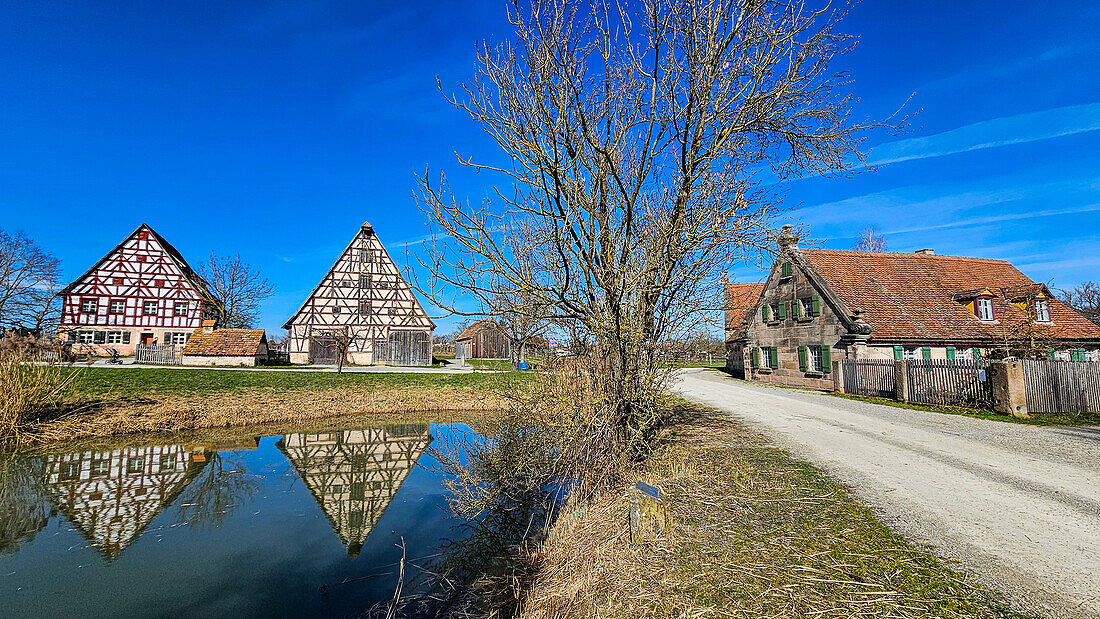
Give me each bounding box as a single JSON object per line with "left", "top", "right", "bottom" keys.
{"left": 673, "top": 369, "right": 1100, "bottom": 619}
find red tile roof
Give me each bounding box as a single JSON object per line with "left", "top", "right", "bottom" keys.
{"left": 799, "top": 249, "right": 1100, "bottom": 342}
{"left": 724, "top": 283, "right": 765, "bottom": 340}
{"left": 182, "top": 328, "right": 267, "bottom": 356}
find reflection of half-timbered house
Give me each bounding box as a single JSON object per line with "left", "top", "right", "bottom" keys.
{"left": 277, "top": 425, "right": 431, "bottom": 556}
{"left": 58, "top": 223, "right": 221, "bottom": 355}
{"left": 40, "top": 445, "right": 205, "bottom": 559}
{"left": 283, "top": 223, "right": 434, "bottom": 365}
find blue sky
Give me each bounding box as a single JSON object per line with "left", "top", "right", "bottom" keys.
{"left": 1, "top": 1, "right": 1098, "bottom": 336}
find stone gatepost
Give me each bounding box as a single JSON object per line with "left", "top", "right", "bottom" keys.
{"left": 832, "top": 359, "right": 845, "bottom": 393}
{"left": 894, "top": 361, "right": 910, "bottom": 402}
{"left": 990, "top": 360, "right": 1030, "bottom": 418}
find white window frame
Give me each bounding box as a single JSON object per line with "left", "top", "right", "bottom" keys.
{"left": 808, "top": 346, "right": 822, "bottom": 372}
{"left": 106, "top": 331, "right": 125, "bottom": 344}
{"left": 167, "top": 332, "right": 189, "bottom": 345}
{"left": 976, "top": 297, "right": 994, "bottom": 321}
{"left": 760, "top": 346, "right": 774, "bottom": 369}
{"left": 174, "top": 301, "right": 188, "bottom": 317}
{"left": 1034, "top": 300, "right": 1050, "bottom": 322}
{"left": 903, "top": 347, "right": 920, "bottom": 361}
{"left": 109, "top": 299, "right": 125, "bottom": 314}
{"left": 77, "top": 331, "right": 94, "bottom": 344}
{"left": 80, "top": 298, "right": 98, "bottom": 313}
{"left": 801, "top": 298, "right": 814, "bottom": 318}
{"left": 143, "top": 300, "right": 158, "bottom": 315}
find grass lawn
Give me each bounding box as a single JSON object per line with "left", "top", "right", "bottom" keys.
{"left": 829, "top": 392, "right": 1100, "bottom": 426}
{"left": 69, "top": 366, "right": 529, "bottom": 399}
{"left": 521, "top": 403, "right": 1021, "bottom": 618}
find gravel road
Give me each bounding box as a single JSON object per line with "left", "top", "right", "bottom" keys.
{"left": 673, "top": 368, "right": 1100, "bottom": 619}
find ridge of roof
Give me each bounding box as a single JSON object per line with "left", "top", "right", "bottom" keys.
{"left": 799, "top": 248, "right": 1013, "bottom": 264}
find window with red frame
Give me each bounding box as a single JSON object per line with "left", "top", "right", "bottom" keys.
{"left": 109, "top": 299, "right": 125, "bottom": 314}
{"left": 80, "top": 298, "right": 98, "bottom": 313}
{"left": 143, "top": 300, "right": 158, "bottom": 315}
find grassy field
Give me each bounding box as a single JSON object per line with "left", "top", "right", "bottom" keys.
{"left": 520, "top": 403, "right": 1020, "bottom": 618}
{"left": 69, "top": 366, "right": 527, "bottom": 399}
{"left": 830, "top": 392, "right": 1100, "bottom": 426}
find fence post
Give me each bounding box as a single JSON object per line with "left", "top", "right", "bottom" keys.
{"left": 832, "top": 359, "right": 845, "bottom": 393}
{"left": 990, "top": 360, "right": 1029, "bottom": 418}
{"left": 894, "top": 361, "right": 909, "bottom": 402}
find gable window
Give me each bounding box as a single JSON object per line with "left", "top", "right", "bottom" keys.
{"left": 975, "top": 297, "right": 994, "bottom": 321}
{"left": 143, "top": 301, "right": 158, "bottom": 315}
{"left": 60, "top": 461, "right": 80, "bottom": 480}
{"left": 780, "top": 262, "right": 793, "bottom": 278}
{"left": 359, "top": 274, "right": 371, "bottom": 290}
{"left": 80, "top": 298, "right": 98, "bottom": 313}
{"left": 174, "top": 301, "right": 188, "bottom": 316}
{"left": 1034, "top": 300, "right": 1050, "bottom": 322}
{"left": 801, "top": 298, "right": 814, "bottom": 318}
{"left": 332, "top": 305, "right": 342, "bottom": 315}
{"left": 771, "top": 303, "right": 783, "bottom": 322}
{"left": 359, "top": 301, "right": 372, "bottom": 316}
{"left": 109, "top": 299, "right": 125, "bottom": 314}
{"left": 91, "top": 460, "right": 110, "bottom": 477}
{"left": 360, "top": 248, "right": 374, "bottom": 264}
{"left": 160, "top": 455, "right": 176, "bottom": 469}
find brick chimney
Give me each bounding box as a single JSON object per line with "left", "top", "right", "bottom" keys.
{"left": 914, "top": 248, "right": 935, "bottom": 255}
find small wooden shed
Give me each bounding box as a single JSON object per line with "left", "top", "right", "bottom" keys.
{"left": 454, "top": 319, "right": 511, "bottom": 359}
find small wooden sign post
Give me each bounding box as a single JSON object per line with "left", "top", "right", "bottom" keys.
{"left": 629, "top": 481, "right": 668, "bottom": 544}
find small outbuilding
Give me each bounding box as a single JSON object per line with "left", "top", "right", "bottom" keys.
{"left": 455, "top": 319, "right": 511, "bottom": 360}
{"left": 181, "top": 321, "right": 268, "bottom": 367}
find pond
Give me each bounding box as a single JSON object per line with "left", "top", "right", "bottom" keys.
{"left": 0, "top": 421, "right": 511, "bottom": 617}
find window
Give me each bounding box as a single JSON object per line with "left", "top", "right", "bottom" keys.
{"left": 808, "top": 346, "right": 822, "bottom": 372}
{"left": 332, "top": 305, "right": 342, "bottom": 314}
{"left": 801, "top": 298, "right": 814, "bottom": 318}
{"left": 174, "top": 301, "right": 188, "bottom": 316}
{"left": 66, "top": 331, "right": 77, "bottom": 342}
{"left": 359, "top": 274, "right": 371, "bottom": 290}
{"left": 127, "top": 458, "right": 144, "bottom": 474}
{"left": 77, "top": 331, "right": 94, "bottom": 343}
{"left": 360, "top": 248, "right": 373, "bottom": 264}
{"left": 903, "top": 347, "right": 920, "bottom": 361}
{"left": 359, "top": 301, "right": 372, "bottom": 316}
{"left": 106, "top": 331, "right": 129, "bottom": 344}
{"left": 167, "top": 332, "right": 188, "bottom": 345}
{"left": 60, "top": 462, "right": 80, "bottom": 480}
{"left": 1034, "top": 300, "right": 1050, "bottom": 322}
{"left": 756, "top": 346, "right": 777, "bottom": 369}
{"left": 80, "top": 298, "right": 98, "bottom": 313}
{"left": 93, "top": 331, "right": 106, "bottom": 344}
{"left": 160, "top": 455, "right": 176, "bottom": 469}
{"left": 770, "top": 304, "right": 782, "bottom": 322}
{"left": 976, "top": 297, "right": 994, "bottom": 321}
{"left": 91, "top": 460, "right": 110, "bottom": 477}
{"left": 143, "top": 301, "right": 158, "bottom": 315}
{"left": 109, "top": 299, "right": 125, "bottom": 314}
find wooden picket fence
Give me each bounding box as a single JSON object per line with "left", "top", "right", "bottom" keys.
{"left": 906, "top": 360, "right": 992, "bottom": 408}
{"left": 841, "top": 359, "right": 896, "bottom": 398}
{"left": 1020, "top": 360, "right": 1100, "bottom": 413}
{"left": 134, "top": 344, "right": 181, "bottom": 365}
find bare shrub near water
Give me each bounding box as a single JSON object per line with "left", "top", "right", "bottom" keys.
{"left": 0, "top": 351, "right": 80, "bottom": 445}
{"left": 414, "top": 0, "right": 900, "bottom": 499}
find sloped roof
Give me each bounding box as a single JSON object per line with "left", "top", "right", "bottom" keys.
{"left": 456, "top": 318, "right": 499, "bottom": 342}
{"left": 724, "top": 283, "right": 765, "bottom": 340}
{"left": 182, "top": 328, "right": 267, "bottom": 356}
{"left": 59, "top": 223, "right": 218, "bottom": 304}
{"left": 798, "top": 249, "right": 1100, "bottom": 342}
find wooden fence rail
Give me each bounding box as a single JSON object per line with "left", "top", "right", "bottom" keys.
{"left": 906, "top": 360, "right": 992, "bottom": 408}
{"left": 1020, "top": 360, "right": 1100, "bottom": 413}
{"left": 134, "top": 344, "right": 181, "bottom": 365}
{"left": 841, "top": 360, "right": 896, "bottom": 398}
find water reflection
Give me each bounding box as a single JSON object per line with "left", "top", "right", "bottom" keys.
{"left": 277, "top": 424, "right": 431, "bottom": 556}
{"left": 38, "top": 445, "right": 207, "bottom": 559}
{"left": 0, "top": 454, "right": 48, "bottom": 555}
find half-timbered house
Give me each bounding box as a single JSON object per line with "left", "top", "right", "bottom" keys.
{"left": 58, "top": 223, "right": 221, "bottom": 355}
{"left": 276, "top": 425, "right": 431, "bottom": 556}
{"left": 283, "top": 222, "right": 434, "bottom": 365}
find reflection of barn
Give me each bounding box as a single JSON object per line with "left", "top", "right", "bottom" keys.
{"left": 277, "top": 425, "right": 431, "bottom": 556}
{"left": 455, "top": 319, "right": 510, "bottom": 360}
{"left": 39, "top": 445, "right": 205, "bottom": 559}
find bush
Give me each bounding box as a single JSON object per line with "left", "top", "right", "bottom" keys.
{"left": 0, "top": 351, "right": 80, "bottom": 445}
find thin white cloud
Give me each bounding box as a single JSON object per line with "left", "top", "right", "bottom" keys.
{"left": 883, "top": 204, "right": 1100, "bottom": 236}
{"left": 867, "top": 102, "right": 1100, "bottom": 165}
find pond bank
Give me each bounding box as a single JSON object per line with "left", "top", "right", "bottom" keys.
{"left": 13, "top": 367, "right": 521, "bottom": 447}
{"left": 519, "top": 405, "right": 1017, "bottom": 618}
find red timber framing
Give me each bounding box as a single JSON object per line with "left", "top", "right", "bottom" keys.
{"left": 282, "top": 222, "right": 435, "bottom": 366}
{"left": 57, "top": 223, "right": 221, "bottom": 354}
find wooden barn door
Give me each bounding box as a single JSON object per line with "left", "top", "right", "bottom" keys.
{"left": 310, "top": 336, "right": 341, "bottom": 365}
{"left": 387, "top": 331, "right": 431, "bottom": 366}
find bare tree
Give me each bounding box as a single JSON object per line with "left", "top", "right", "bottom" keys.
{"left": 1062, "top": 282, "right": 1100, "bottom": 326}
{"left": 311, "top": 327, "right": 363, "bottom": 373}
{"left": 0, "top": 229, "right": 61, "bottom": 331}
{"left": 853, "top": 226, "right": 887, "bottom": 252}
{"left": 491, "top": 288, "right": 550, "bottom": 368}
{"left": 413, "top": 0, "right": 894, "bottom": 463}
{"left": 198, "top": 253, "right": 274, "bottom": 328}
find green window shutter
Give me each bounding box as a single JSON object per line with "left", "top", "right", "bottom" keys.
{"left": 821, "top": 345, "right": 831, "bottom": 372}
{"left": 769, "top": 347, "right": 779, "bottom": 368}
{"left": 1047, "top": 350, "right": 1056, "bottom": 361}
{"left": 777, "top": 302, "right": 787, "bottom": 320}
{"left": 946, "top": 346, "right": 955, "bottom": 361}
{"left": 798, "top": 346, "right": 807, "bottom": 372}
{"left": 921, "top": 346, "right": 931, "bottom": 360}
{"left": 792, "top": 300, "right": 801, "bottom": 319}
{"left": 972, "top": 347, "right": 981, "bottom": 362}
{"left": 893, "top": 345, "right": 903, "bottom": 361}
{"left": 782, "top": 262, "right": 792, "bottom": 277}
{"left": 762, "top": 305, "right": 770, "bottom": 322}
{"left": 750, "top": 347, "right": 759, "bottom": 368}
{"left": 812, "top": 296, "right": 821, "bottom": 317}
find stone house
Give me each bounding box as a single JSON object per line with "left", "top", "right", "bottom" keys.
{"left": 726, "top": 226, "right": 1100, "bottom": 389}
{"left": 181, "top": 321, "right": 268, "bottom": 367}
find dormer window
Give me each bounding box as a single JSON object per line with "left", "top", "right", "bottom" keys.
{"left": 976, "top": 297, "right": 994, "bottom": 321}
{"left": 1034, "top": 299, "right": 1050, "bottom": 322}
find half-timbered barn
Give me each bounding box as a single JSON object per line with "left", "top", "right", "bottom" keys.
{"left": 276, "top": 425, "right": 431, "bottom": 556}
{"left": 283, "top": 222, "right": 434, "bottom": 365}
{"left": 58, "top": 223, "right": 221, "bottom": 356}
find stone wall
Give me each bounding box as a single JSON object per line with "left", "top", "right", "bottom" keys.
{"left": 743, "top": 257, "right": 849, "bottom": 391}
{"left": 181, "top": 354, "right": 259, "bottom": 367}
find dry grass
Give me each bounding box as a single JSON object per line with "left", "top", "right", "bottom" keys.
{"left": 0, "top": 352, "right": 81, "bottom": 445}
{"left": 15, "top": 385, "right": 510, "bottom": 447}
{"left": 519, "top": 404, "right": 1021, "bottom": 619}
